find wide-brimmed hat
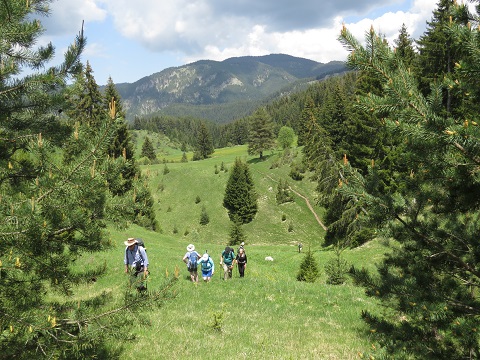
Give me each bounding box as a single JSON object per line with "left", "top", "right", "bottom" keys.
{"left": 124, "top": 237, "right": 137, "bottom": 247}
{"left": 187, "top": 244, "right": 195, "bottom": 252}
{"left": 202, "top": 253, "right": 209, "bottom": 261}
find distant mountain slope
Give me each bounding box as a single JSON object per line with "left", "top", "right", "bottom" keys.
{"left": 115, "top": 54, "right": 347, "bottom": 123}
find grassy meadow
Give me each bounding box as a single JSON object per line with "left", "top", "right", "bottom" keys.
{"left": 77, "top": 133, "right": 390, "bottom": 359}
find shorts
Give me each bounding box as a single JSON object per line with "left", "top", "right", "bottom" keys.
{"left": 202, "top": 269, "right": 213, "bottom": 278}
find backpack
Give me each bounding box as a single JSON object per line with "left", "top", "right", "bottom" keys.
{"left": 135, "top": 238, "right": 146, "bottom": 250}
{"left": 187, "top": 251, "right": 198, "bottom": 271}
{"left": 223, "top": 248, "right": 234, "bottom": 265}
{"left": 201, "top": 256, "right": 213, "bottom": 271}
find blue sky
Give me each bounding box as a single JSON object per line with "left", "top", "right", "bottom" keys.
{"left": 37, "top": 0, "right": 441, "bottom": 85}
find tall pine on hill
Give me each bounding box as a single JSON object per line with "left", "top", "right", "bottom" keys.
{"left": 223, "top": 158, "right": 258, "bottom": 224}
{"left": 339, "top": 1, "right": 480, "bottom": 357}
{"left": 248, "top": 107, "right": 276, "bottom": 160}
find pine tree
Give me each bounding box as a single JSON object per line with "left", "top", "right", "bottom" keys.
{"left": 339, "top": 6, "right": 480, "bottom": 357}
{"left": 248, "top": 107, "right": 276, "bottom": 160}
{"left": 141, "top": 136, "right": 156, "bottom": 161}
{"left": 0, "top": 3, "right": 168, "bottom": 357}
{"left": 223, "top": 158, "right": 258, "bottom": 224}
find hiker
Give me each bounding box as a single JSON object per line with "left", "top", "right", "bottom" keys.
{"left": 298, "top": 242, "right": 303, "bottom": 253}
{"left": 124, "top": 237, "right": 149, "bottom": 291}
{"left": 235, "top": 247, "right": 247, "bottom": 278}
{"left": 198, "top": 252, "right": 214, "bottom": 282}
{"left": 220, "top": 246, "right": 235, "bottom": 280}
{"left": 183, "top": 244, "right": 200, "bottom": 282}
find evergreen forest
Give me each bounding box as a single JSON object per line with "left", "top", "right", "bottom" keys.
{"left": 2, "top": 0, "right": 480, "bottom": 359}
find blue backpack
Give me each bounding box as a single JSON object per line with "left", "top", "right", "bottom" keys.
{"left": 187, "top": 251, "right": 198, "bottom": 271}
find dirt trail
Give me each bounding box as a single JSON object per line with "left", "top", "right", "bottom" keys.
{"left": 261, "top": 172, "right": 327, "bottom": 231}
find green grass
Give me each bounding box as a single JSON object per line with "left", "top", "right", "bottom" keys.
{"left": 72, "top": 137, "right": 389, "bottom": 359}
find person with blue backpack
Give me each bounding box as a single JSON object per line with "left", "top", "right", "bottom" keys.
{"left": 198, "top": 252, "right": 214, "bottom": 282}
{"left": 182, "top": 244, "right": 200, "bottom": 282}
{"left": 220, "top": 246, "right": 235, "bottom": 280}
{"left": 124, "top": 237, "right": 149, "bottom": 291}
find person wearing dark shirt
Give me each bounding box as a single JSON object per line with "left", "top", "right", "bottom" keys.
{"left": 235, "top": 247, "right": 247, "bottom": 278}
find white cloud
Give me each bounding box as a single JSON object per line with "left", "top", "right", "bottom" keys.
{"left": 42, "top": 0, "right": 106, "bottom": 35}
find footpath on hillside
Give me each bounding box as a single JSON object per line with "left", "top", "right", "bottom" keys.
{"left": 260, "top": 172, "right": 327, "bottom": 231}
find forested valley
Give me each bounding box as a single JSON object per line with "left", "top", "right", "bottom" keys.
{"left": 3, "top": 0, "right": 480, "bottom": 358}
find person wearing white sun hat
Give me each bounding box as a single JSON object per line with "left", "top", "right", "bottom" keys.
{"left": 124, "top": 237, "right": 149, "bottom": 291}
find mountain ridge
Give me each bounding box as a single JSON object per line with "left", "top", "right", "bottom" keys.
{"left": 114, "top": 54, "right": 347, "bottom": 123}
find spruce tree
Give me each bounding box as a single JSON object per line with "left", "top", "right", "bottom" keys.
{"left": 248, "top": 107, "right": 276, "bottom": 160}
{"left": 339, "top": 6, "right": 480, "bottom": 357}
{"left": 223, "top": 158, "right": 258, "bottom": 224}
{"left": 297, "top": 96, "right": 316, "bottom": 147}
{"left": 141, "top": 136, "right": 156, "bottom": 161}
{"left": 194, "top": 121, "right": 214, "bottom": 160}
{"left": 394, "top": 23, "right": 416, "bottom": 68}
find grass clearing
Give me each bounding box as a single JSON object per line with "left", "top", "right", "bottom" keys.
{"left": 69, "top": 139, "right": 390, "bottom": 358}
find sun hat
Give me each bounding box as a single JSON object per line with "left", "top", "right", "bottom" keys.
{"left": 124, "top": 237, "right": 137, "bottom": 246}
{"left": 187, "top": 244, "right": 195, "bottom": 252}
{"left": 202, "top": 253, "right": 209, "bottom": 261}
{"left": 240, "top": 242, "right": 245, "bottom": 246}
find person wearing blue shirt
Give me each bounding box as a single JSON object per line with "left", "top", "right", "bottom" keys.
{"left": 198, "top": 253, "right": 214, "bottom": 282}
{"left": 124, "top": 238, "right": 149, "bottom": 291}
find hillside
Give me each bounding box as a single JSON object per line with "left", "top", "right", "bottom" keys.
{"left": 114, "top": 54, "right": 347, "bottom": 122}
{"left": 131, "top": 131, "right": 325, "bottom": 245}
{"left": 79, "top": 137, "right": 389, "bottom": 359}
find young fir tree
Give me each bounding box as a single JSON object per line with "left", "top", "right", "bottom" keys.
{"left": 199, "top": 205, "right": 210, "bottom": 225}
{"left": 228, "top": 215, "right": 247, "bottom": 246}
{"left": 223, "top": 158, "right": 258, "bottom": 224}
{"left": 247, "top": 107, "right": 276, "bottom": 160}
{"left": 141, "top": 136, "right": 157, "bottom": 161}
{"left": 338, "top": 5, "right": 480, "bottom": 357}
{"left": 0, "top": 2, "right": 172, "bottom": 357}
{"left": 296, "top": 247, "right": 319, "bottom": 283}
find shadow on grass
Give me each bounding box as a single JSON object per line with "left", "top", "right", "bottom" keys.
{"left": 247, "top": 154, "right": 275, "bottom": 164}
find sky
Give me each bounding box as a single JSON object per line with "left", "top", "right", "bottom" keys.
{"left": 36, "top": 0, "right": 443, "bottom": 85}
